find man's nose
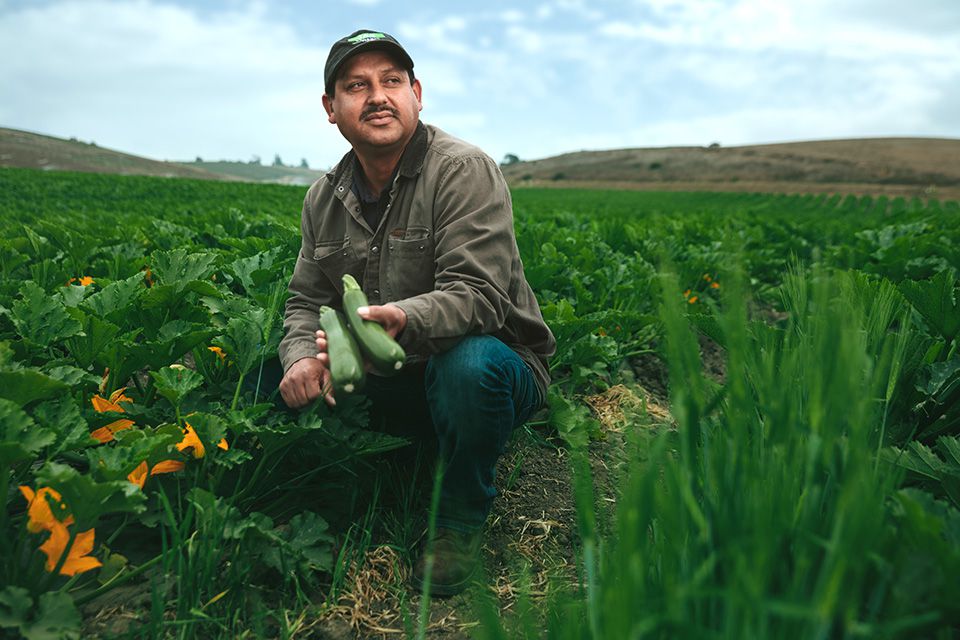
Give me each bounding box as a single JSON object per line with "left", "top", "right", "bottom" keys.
{"left": 367, "top": 81, "right": 388, "bottom": 104}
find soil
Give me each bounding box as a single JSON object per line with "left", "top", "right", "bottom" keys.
{"left": 308, "top": 359, "right": 680, "bottom": 639}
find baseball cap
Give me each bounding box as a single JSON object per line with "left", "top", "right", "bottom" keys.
{"left": 324, "top": 29, "right": 415, "bottom": 95}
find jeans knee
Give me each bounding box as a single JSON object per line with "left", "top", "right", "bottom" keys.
{"left": 426, "top": 336, "right": 508, "bottom": 402}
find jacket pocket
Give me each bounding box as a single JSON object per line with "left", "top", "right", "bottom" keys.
{"left": 314, "top": 239, "right": 364, "bottom": 297}
{"left": 386, "top": 228, "right": 435, "bottom": 299}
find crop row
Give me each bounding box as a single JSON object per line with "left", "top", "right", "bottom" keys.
{"left": 0, "top": 167, "right": 958, "bottom": 637}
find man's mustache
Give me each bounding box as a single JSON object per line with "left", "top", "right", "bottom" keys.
{"left": 361, "top": 106, "right": 399, "bottom": 120}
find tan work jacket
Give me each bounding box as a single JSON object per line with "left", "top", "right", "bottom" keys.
{"left": 279, "top": 122, "right": 555, "bottom": 400}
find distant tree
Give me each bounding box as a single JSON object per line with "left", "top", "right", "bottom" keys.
{"left": 195, "top": 156, "right": 203, "bottom": 163}
{"left": 272, "top": 154, "right": 284, "bottom": 167}
{"left": 299, "top": 158, "right": 309, "bottom": 169}
{"left": 249, "top": 154, "right": 261, "bottom": 165}
{"left": 501, "top": 153, "right": 520, "bottom": 166}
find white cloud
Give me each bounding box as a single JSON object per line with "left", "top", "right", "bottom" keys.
{"left": 605, "top": 0, "right": 960, "bottom": 61}
{"left": 0, "top": 0, "right": 345, "bottom": 166}
{"left": 396, "top": 15, "right": 471, "bottom": 56}
{"left": 0, "top": 0, "right": 956, "bottom": 170}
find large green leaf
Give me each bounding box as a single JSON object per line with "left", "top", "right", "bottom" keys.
{"left": 0, "top": 398, "right": 54, "bottom": 464}
{"left": 33, "top": 397, "right": 93, "bottom": 456}
{"left": 9, "top": 281, "right": 83, "bottom": 349}
{"left": 58, "top": 283, "right": 93, "bottom": 308}
{"left": 0, "top": 369, "right": 69, "bottom": 407}
{"left": 0, "top": 588, "right": 81, "bottom": 640}
{"left": 81, "top": 271, "right": 145, "bottom": 320}
{"left": 230, "top": 247, "right": 284, "bottom": 296}
{"left": 214, "top": 309, "right": 268, "bottom": 375}
{"left": 64, "top": 311, "right": 121, "bottom": 369}
{"left": 262, "top": 511, "right": 334, "bottom": 576}
{"left": 35, "top": 461, "right": 146, "bottom": 529}
{"left": 150, "top": 248, "right": 218, "bottom": 289}
{"left": 150, "top": 365, "right": 204, "bottom": 408}
{"left": 20, "top": 591, "right": 81, "bottom": 640}
{"left": 0, "top": 586, "right": 32, "bottom": 629}
{"left": 141, "top": 280, "right": 221, "bottom": 310}
{"left": 899, "top": 269, "right": 960, "bottom": 343}
{"left": 124, "top": 324, "right": 216, "bottom": 374}
{"left": 85, "top": 425, "right": 183, "bottom": 482}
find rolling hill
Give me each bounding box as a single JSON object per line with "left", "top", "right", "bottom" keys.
{"left": 3, "top": 126, "right": 959, "bottom": 197}
{"left": 0, "top": 127, "right": 324, "bottom": 184}
{"left": 500, "top": 137, "right": 960, "bottom": 199}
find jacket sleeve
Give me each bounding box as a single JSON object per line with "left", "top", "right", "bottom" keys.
{"left": 391, "top": 154, "right": 517, "bottom": 355}
{"left": 278, "top": 191, "right": 336, "bottom": 371}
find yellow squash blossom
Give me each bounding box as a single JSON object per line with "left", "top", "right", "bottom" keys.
{"left": 19, "top": 486, "right": 73, "bottom": 533}
{"left": 174, "top": 423, "right": 228, "bottom": 459}
{"left": 127, "top": 461, "right": 149, "bottom": 489}
{"left": 39, "top": 521, "right": 102, "bottom": 576}
{"left": 688, "top": 296, "right": 699, "bottom": 304}
{"left": 91, "top": 388, "right": 135, "bottom": 444}
{"left": 90, "top": 420, "right": 135, "bottom": 444}
{"left": 128, "top": 459, "right": 186, "bottom": 489}
{"left": 151, "top": 459, "right": 186, "bottom": 474}
{"left": 208, "top": 346, "right": 227, "bottom": 361}
{"left": 176, "top": 423, "right": 205, "bottom": 459}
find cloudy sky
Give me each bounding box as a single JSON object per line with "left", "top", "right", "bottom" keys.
{"left": 1, "top": 0, "right": 958, "bottom": 169}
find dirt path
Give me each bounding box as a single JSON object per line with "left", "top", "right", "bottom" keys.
{"left": 313, "top": 374, "right": 678, "bottom": 639}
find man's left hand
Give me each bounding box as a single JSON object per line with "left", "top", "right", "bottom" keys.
{"left": 357, "top": 303, "right": 407, "bottom": 338}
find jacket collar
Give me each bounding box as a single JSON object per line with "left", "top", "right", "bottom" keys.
{"left": 327, "top": 120, "right": 428, "bottom": 190}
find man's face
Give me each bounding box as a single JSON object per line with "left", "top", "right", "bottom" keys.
{"left": 322, "top": 50, "right": 422, "bottom": 156}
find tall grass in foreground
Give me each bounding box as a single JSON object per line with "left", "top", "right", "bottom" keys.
{"left": 479, "top": 267, "right": 960, "bottom": 639}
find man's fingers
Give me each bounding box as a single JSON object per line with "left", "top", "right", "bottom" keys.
{"left": 320, "top": 371, "right": 336, "bottom": 407}
{"left": 279, "top": 357, "right": 330, "bottom": 409}
{"left": 356, "top": 304, "right": 406, "bottom": 337}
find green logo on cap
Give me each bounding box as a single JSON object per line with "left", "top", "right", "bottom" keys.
{"left": 348, "top": 32, "right": 387, "bottom": 44}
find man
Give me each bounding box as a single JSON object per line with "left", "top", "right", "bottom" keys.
{"left": 277, "top": 29, "right": 555, "bottom": 597}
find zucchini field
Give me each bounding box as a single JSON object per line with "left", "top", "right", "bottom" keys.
{"left": 1, "top": 167, "right": 959, "bottom": 639}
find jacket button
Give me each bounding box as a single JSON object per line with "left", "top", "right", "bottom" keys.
{"left": 371, "top": 246, "right": 379, "bottom": 254}
{"left": 373, "top": 289, "right": 380, "bottom": 296}
{"left": 337, "top": 186, "right": 344, "bottom": 192}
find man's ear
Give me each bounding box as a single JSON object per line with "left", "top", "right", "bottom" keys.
{"left": 322, "top": 93, "right": 336, "bottom": 124}
{"left": 412, "top": 79, "right": 423, "bottom": 112}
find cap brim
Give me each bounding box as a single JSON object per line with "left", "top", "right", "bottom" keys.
{"left": 326, "top": 42, "right": 414, "bottom": 94}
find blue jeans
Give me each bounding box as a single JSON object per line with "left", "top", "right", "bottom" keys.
{"left": 364, "top": 335, "right": 542, "bottom": 532}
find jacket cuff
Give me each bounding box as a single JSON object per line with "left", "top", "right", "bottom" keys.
{"left": 279, "top": 340, "right": 318, "bottom": 373}
{"left": 392, "top": 297, "right": 431, "bottom": 352}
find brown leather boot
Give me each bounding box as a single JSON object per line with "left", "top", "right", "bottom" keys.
{"left": 411, "top": 527, "right": 482, "bottom": 597}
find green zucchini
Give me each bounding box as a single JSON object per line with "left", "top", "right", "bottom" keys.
{"left": 341, "top": 274, "right": 406, "bottom": 375}
{"left": 318, "top": 305, "right": 365, "bottom": 393}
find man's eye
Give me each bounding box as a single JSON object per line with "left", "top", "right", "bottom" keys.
{"left": 384, "top": 77, "right": 401, "bottom": 85}
{"left": 347, "top": 81, "right": 364, "bottom": 90}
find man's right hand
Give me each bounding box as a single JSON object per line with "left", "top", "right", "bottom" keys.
{"left": 279, "top": 335, "right": 335, "bottom": 408}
